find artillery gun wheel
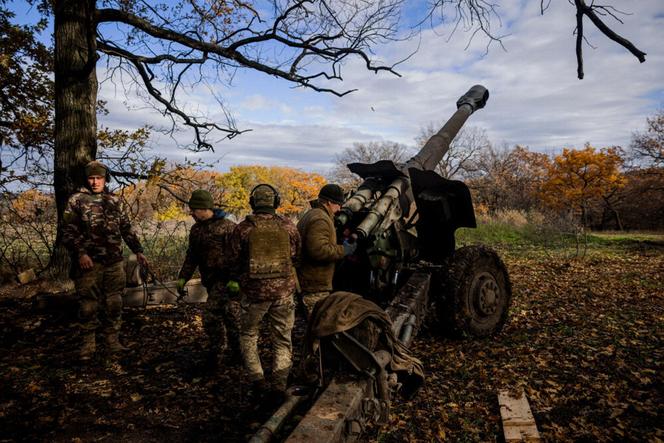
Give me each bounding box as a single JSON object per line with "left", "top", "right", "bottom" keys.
{"left": 435, "top": 245, "right": 512, "bottom": 337}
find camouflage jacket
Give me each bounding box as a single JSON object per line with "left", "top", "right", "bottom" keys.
{"left": 62, "top": 187, "right": 143, "bottom": 270}
{"left": 230, "top": 212, "right": 301, "bottom": 302}
{"left": 178, "top": 209, "right": 236, "bottom": 288}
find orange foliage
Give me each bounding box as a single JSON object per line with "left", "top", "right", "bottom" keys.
{"left": 121, "top": 166, "right": 225, "bottom": 220}
{"left": 541, "top": 144, "right": 626, "bottom": 220}
{"left": 217, "top": 165, "right": 326, "bottom": 217}
{"left": 11, "top": 189, "right": 54, "bottom": 221}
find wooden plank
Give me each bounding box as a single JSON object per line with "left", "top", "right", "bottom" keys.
{"left": 498, "top": 390, "right": 541, "bottom": 442}
{"left": 286, "top": 378, "right": 370, "bottom": 443}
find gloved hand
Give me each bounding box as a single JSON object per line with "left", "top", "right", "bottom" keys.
{"left": 342, "top": 239, "right": 357, "bottom": 256}
{"left": 176, "top": 278, "right": 187, "bottom": 299}
{"left": 226, "top": 280, "right": 240, "bottom": 295}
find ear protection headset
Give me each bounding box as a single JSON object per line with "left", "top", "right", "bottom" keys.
{"left": 249, "top": 183, "right": 281, "bottom": 209}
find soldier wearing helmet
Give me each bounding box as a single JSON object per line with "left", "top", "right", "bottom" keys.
{"left": 176, "top": 189, "right": 240, "bottom": 368}
{"left": 62, "top": 160, "right": 148, "bottom": 361}
{"left": 229, "top": 184, "right": 301, "bottom": 401}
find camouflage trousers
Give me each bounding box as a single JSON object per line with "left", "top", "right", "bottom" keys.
{"left": 204, "top": 282, "right": 241, "bottom": 354}
{"left": 239, "top": 295, "right": 295, "bottom": 390}
{"left": 74, "top": 261, "right": 126, "bottom": 333}
{"left": 301, "top": 291, "right": 330, "bottom": 319}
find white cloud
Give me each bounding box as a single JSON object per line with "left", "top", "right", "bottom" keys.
{"left": 239, "top": 95, "right": 293, "bottom": 114}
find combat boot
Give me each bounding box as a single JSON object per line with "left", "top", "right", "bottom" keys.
{"left": 106, "top": 332, "right": 128, "bottom": 353}
{"left": 80, "top": 333, "right": 96, "bottom": 361}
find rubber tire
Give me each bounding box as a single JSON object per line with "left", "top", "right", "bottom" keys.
{"left": 437, "top": 245, "right": 512, "bottom": 337}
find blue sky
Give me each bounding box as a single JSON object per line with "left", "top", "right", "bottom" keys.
{"left": 12, "top": 0, "right": 664, "bottom": 176}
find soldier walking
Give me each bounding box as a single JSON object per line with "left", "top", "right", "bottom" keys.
{"left": 230, "top": 184, "right": 301, "bottom": 399}
{"left": 296, "top": 184, "right": 355, "bottom": 317}
{"left": 62, "top": 160, "right": 148, "bottom": 361}
{"left": 176, "top": 189, "right": 240, "bottom": 368}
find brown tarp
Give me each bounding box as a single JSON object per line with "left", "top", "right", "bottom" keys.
{"left": 305, "top": 291, "right": 424, "bottom": 397}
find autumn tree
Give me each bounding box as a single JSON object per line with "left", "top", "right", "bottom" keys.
{"left": 630, "top": 109, "right": 664, "bottom": 168}
{"left": 0, "top": 5, "right": 53, "bottom": 189}
{"left": 610, "top": 109, "right": 664, "bottom": 229}
{"left": 263, "top": 167, "right": 327, "bottom": 216}
{"left": 611, "top": 169, "right": 664, "bottom": 230}
{"left": 541, "top": 145, "right": 626, "bottom": 227}
{"left": 120, "top": 165, "right": 224, "bottom": 221}
{"left": 469, "top": 145, "right": 551, "bottom": 212}
{"left": 217, "top": 165, "right": 325, "bottom": 217}
{"left": 10, "top": 189, "right": 54, "bottom": 221}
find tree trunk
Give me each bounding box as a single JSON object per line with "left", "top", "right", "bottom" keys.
{"left": 603, "top": 198, "right": 624, "bottom": 231}
{"left": 51, "top": 0, "right": 98, "bottom": 277}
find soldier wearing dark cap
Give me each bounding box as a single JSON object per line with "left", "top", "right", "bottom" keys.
{"left": 62, "top": 160, "right": 148, "bottom": 361}
{"left": 176, "top": 189, "right": 240, "bottom": 367}
{"left": 296, "top": 183, "right": 355, "bottom": 317}
{"left": 229, "top": 184, "right": 301, "bottom": 398}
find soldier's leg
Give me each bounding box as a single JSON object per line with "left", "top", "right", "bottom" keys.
{"left": 74, "top": 265, "right": 103, "bottom": 360}
{"left": 101, "top": 261, "right": 127, "bottom": 353}
{"left": 239, "top": 296, "right": 270, "bottom": 382}
{"left": 267, "top": 296, "right": 296, "bottom": 391}
{"left": 220, "top": 289, "right": 242, "bottom": 358}
{"left": 203, "top": 283, "right": 225, "bottom": 359}
{"left": 302, "top": 291, "right": 330, "bottom": 319}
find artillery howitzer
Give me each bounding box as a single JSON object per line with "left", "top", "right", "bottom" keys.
{"left": 251, "top": 85, "right": 512, "bottom": 442}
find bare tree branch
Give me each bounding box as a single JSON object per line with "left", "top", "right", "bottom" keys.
{"left": 573, "top": 0, "right": 646, "bottom": 80}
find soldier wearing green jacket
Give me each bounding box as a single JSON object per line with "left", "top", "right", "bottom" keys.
{"left": 177, "top": 189, "right": 239, "bottom": 367}
{"left": 62, "top": 160, "right": 148, "bottom": 361}
{"left": 296, "top": 184, "right": 355, "bottom": 317}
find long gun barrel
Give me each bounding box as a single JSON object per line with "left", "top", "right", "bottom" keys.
{"left": 405, "top": 85, "right": 489, "bottom": 172}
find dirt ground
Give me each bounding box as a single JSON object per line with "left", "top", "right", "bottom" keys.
{"left": 1, "top": 243, "right": 662, "bottom": 442}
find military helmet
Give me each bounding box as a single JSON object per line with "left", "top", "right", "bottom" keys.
{"left": 188, "top": 189, "right": 214, "bottom": 210}
{"left": 84, "top": 160, "right": 111, "bottom": 182}
{"left": 318, "top": 183, "right": 345, "bottom": 205}
{"left": 249, "top": 184, "right": 281, "bottom": 210}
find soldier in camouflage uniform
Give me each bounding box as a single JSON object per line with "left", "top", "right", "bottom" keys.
{"left": 176, "top": 189, "right": 240, "bottom": 367}
{"left": 62, "top": 160, "right": 148, "bottom": 361}
{"left": 230, "top": 184, "right": 301, "bottom": 397}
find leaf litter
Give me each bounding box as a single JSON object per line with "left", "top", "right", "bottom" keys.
{"left": 0, "top": 244, "right": 662, "bottom": 441}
